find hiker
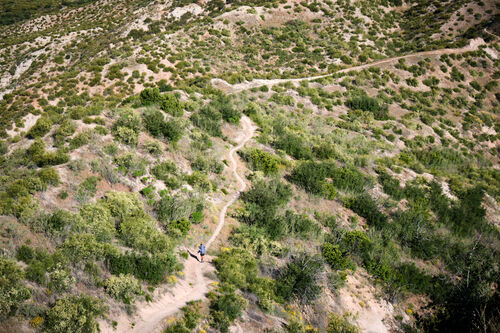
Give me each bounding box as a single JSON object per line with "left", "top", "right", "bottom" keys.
{"left": 198, "top": 243, "right": 206, "bottom": 262}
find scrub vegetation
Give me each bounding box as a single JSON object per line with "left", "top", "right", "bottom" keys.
{"left": 0, "top": 0, "right": 499, "bottom": 332}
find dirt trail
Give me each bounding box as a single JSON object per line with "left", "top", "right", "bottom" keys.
{"left": 99, "top": 116, "right": 256, "bottom": 333}
{"left": 211, "top": 38, "right": 486, "bottom": 93}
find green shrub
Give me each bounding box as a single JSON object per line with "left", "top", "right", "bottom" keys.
{"left": 16, "top": 245, "right": 35, "bottom": 263}
{"left": 190, "top": 103, "right": 223, "bottom": 137}
{"left": 168, "top": 218, "right": 191, "bottom": 237}
{"left": 113, "top": 126, "right": 138, "bottom": 146}
{"left": 119, "top": 215, "right": 172, "bottom": 252}
{"left": 322, "top": 242, "right": 355, "bottom": 271}
{"left": 345, "top": 95, "right": 388, "bottom": 120}
{"left": 155, "top": 193, "right": 204, "bottom": 226}
{"left": 284, "top": 210, "right": 319, "bottom": 239}
{"left": 48, "top": 264, "right": 75, "bottom": 293}
{"left": 229, "top": 225, "right": 285, "bottom": 257}
{"left": 59, "top": 233, "right": 107, "bottom": 263}
{"left": 288, "top": 161, "right": 331, "bottom": 197}
{"left": 162, "top": 119, "right": 184, "bottom": 143}
{"left": 327, "top": 313, "right": 360, "bottom": 333}
{"left": 140, "top": 88, "right": 163, "bottom": 106}
{"left": 38, "top": 168, "right": 60, "bottom": 187}
{"left": 209, "top": 284, "right": 247, "bottom": 333}
{"left": 78, "top": 202, "right": 115, "bottom": 242}
{"left": 43, "top": 295, "right": 107, "bottom": 333}
{"left": 69, "top": 130, "right": 92, "bottom": 150}
{"left": 185, "top": 171, "right": 211, "bottom": 191}
{"left": 378, "top": 171, "right": 403, "bottom": 199}
{"left": 106, "top": 252, "right": 176, "bottom": 285}
{"left": 75, "top": 176, "right": 100, "bottom": 203}
{"left": 114, "top": 153, "right": 147, "bottom": 177}
{"left": 27, "top": 117, "right": 53, "bottom": 139}
{"left": 104, "top": 274, "right": 142, "bottom": 304}
{"left": 25, "top": 260, "right": 47, "bottom": 285}
{"left": 240, "top": 178, "right": 292, "bottom": 239}
{"left": 275, "top": 253, "right": 323, "bottom": 304}
{"left": 240, "top": 148, "right": 281, "bottom": 175}
{"left": 274, "top": 132, "right": 313, "bottom": 160}
{"left": 102, "top": 191, "right": 143, "bottom": 222}
{"left": 160, "top": 94, "right": 183, "bottom": 117}
{"left": 27, "top": 140, "right": 69, "bottom": 167}
{"left": 54, "top": 119, "right": 76, "bottom": 145}
{"left": 144, "top": 140, "right": 163, "bottom": 156}
{"left": 151, "top": 161, "right": 177, "bottom": 180}
{"left": 213, "top": 95, "right": 241, "bottom": 124}
{"left": 0, "top": 258, "right": 31, "bottom": 318}
{"left": 47, "top": 209, "right": 79, "bottom": 235}
{"left": 142, "top": 108, "right": 164, "bottom": 137}
{"left": 180, "top": 301, "right": 202, "bottom": 329}
{"left": 345, "top": 194, "right": 388, "bottom": 229}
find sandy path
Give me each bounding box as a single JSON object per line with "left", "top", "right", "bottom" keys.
{"left": 99, "top": 116, "right": 256, "bottom": 333}
{"left": 206, "top": 116, "right": 256, "bottom": 249}
{"left": 211, "top": 38, "right": 486, "bottom": 93}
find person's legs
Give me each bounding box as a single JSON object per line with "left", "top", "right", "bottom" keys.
{"left": 200, "top": 254, "right": 204, "bottom": 262}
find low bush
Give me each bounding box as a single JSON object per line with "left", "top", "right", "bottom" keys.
{"left": 59, "top": 233, "right": 108, "bottom": 263}
{"left": 143, "top": 140, "right": 163, "bottom": 156}
{"left": 106, "top": 252, "right": 176, "bottom": 285}
{"left": 140, "top": 88, "right": 163, "bottom": 106}
{"left": 327, "top": 313, "right": 360, "bottom": 333}
{"left": 240, "top": 178, "right": 292, "bottom": 239}
{"left": 151, "top": 161, "right": 177, "bottom": 181}
{"left": 104, "top": 274, "right": 142, "bottom": 304}
{"left": 240, "top": 148, "right": 281, "bottom": 175}
{"left": 345, "top": 95, "right": 388, "bottom": 120}
{"left": 190, "top": 102, "right": 223, "bottom": 137}
{"left": 47, "top": 209, "right": 79, "bottom": 235}
{"left": 209, "top": 284, "right": 247, "bottom": 333}
{"left": 27, "top": 117, "right": 53, "bottom": 139}
{"left": 0, "top": 258, "right": 31, "bottom": 318}
{"left": 162, "top": 119, "right": 184, "bottom": 143}
{"left": 160, "top": 94, "right": 183, "bottom": 117}
{"left": 274, "top": 132, "right": 313, "bottom": 160}
{"left": 378, "top": 170, "right": 403, "bottom": 199}
{"left": 38, "top": 168, "right": 60, "bottom": 187}
{"left": 102, "top": 191, "right": 143, "bottom": 222}
{"left": 78, "top": 202, "right": 115, "bottom": 242}
{"left": 275, "top": 253, "right": 323, "bottom": 304}
{"left": 322, "top": 242, "right": 355, "bottom": 271}
{"left": 48, "top": 264, "right": 75, "bottom": 293}
{"left": 142, "top": 108, "right": 164, "bottom": 137}
{"left": 113, "top": 126, "right": 138, "bottom": 146}
{"left": 69, "top": 130, "right": 92, "bottom": 150}
{"left": 43, "top": 295, "right": 107, "bottom": 333}
{"left": 27, "top": 140, "right": 69, "bottom": 167}
{"left": 119, "top": 215, "right": 173, "bottom": 253}
{"left": 16, "top": 245, "right": 35, "bottom": 263}
{"left": 167, "top": 218, "right": 191, "bottom": 237}
{"left": 344, "top": 194, "right": 388, "bottom": 229}
{"left": 155, "top": 193, "right": 204, "bottom": 226}
{"left": 25, "top": 260, "right": 47, "bottom": 285}
{"left": 75, "top": 176, "right": 100, "bottom": 203}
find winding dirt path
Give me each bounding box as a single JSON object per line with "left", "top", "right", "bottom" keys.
{"left": 99, "top": 116, "right": 256, "bottom": 333}
{"left": 211, "top": 38, "right": 486, "bottom": 93}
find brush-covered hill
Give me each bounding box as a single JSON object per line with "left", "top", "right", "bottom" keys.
{"left": 0, "top": 0, "right": 499, "bottom": 332}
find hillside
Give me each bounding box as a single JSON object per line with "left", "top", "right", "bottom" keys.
{"left": 0, "top": 1, "right": 499, "bottom": 333}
